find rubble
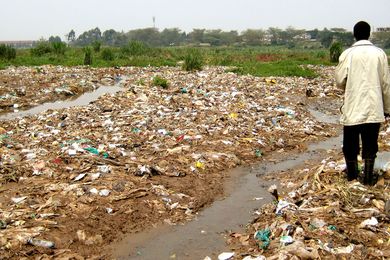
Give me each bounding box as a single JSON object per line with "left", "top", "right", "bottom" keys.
{"left": 0, "top": 64, "right": 344, "bottom": 258}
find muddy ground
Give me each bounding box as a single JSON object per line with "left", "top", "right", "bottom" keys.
{"left": 0, "top": 65, "right": 387, "bottom": 259}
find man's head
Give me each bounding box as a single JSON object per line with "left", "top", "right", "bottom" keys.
{"left": 353, "top": 21, "right": 371, "bottom": 41}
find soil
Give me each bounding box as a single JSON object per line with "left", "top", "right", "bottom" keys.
{"left": 255, "top": 54, "right": 281, "bottom": 62}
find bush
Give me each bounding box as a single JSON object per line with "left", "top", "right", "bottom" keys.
{"left": 152, "top": 76, "right": 168, "bottom": 89}
{"left": 51, "top": 41, "right": 67, "bottom": 55}
{"left": 182, "top": 49, "right": 203, "bottom": 71}
{"left": 384, "top": 38, "right": 390, "bottom": 49}
{"left": 31, "top": 41, "right": 52, "bottom": 56}
{"left": 315, "top": 51, "right": 327, "bottom": 59}
{"left": 329, "top": 42, "right": 343, "bottom": 62}
{"left": 101, "top": 48, "right": 115, "bottom": 61}
{"left": 121, "top": 41, "right": 149, "bottom": 56}
{"left": 0, "top": 44, "right": 16, "bottom": 60}
{"left": 83, "top": 47, "right": 93, "bottom": 65}
{"left": 92, "top": 41, "right": 101, "bottom": 52}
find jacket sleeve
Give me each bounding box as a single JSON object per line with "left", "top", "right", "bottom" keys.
{"left": 381, "top": 53, "right": 390, "bottom": 114}
{"left": 335, "top": 51, "right": 348, "bottom": 90}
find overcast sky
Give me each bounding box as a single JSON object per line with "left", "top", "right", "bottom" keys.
{"left": 0, "top": 0, "right": 389, "bottom": 41}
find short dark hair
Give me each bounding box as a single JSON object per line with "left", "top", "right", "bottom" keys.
{"left": 353, "top": 21, "right": 370, "bottom": 40}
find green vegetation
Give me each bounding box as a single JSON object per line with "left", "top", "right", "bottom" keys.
{"left": 152, "top": 76, "right": 169, "bottom": 88}
{"left": 51, "top": 41, "right": 67, "bottom": 55}
{"left": 182, "top": 49, "right": 203, "bottom": 71}
{"left": 0, "top": 44, "right": 16, "bottom": 60}
{"left": 83, "top": 47, "right": 93, "bottom": 65}
{"left": 0, "top": 44, "right": 337, "bottom": 77}
{"left": 31, "top": 40, "right": 67, "bottom": 56}
{"left": 92, "top": 41, "right": 101, "bottom": 52}
{"left": 121, "top": 41, "right": 150, "bottom": 56}
{"left": 101, "top": 48, "right": 114, "bottom": 61}
{"left": 329, "top": 42, "right": 343, "bottom": 62}
{"left": 3, "top": 25, "right": 389, "bottom": 76}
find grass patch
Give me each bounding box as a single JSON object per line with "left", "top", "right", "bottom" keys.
{"left": 0, "top": 45, "right": 333, "bottom": 77}
{"left": 152, "top": 76, "right": 169, "bottom": 88}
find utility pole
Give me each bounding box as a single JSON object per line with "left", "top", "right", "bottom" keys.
{"left": 153, "top": 16, "right": 156, "bottom": 29}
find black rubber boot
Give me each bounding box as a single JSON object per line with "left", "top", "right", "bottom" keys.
{"left": 363, "top": 159, "right": 376, "bottom": 186}
{"left": 346, "top": 160, "right": 358, "bottom": 181}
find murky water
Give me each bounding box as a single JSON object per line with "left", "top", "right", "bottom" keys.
{"left": 109, "top": 110, "right": 343, "bottom": 259}
{"left": 0, "top": 85, "right": 123, "bottom": 121}
{"left": 307, "top": 108, "right": 339, "bottom": 124}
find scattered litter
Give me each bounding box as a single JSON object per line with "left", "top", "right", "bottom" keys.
{"left": 27, "top": 238, "right": 55, "bottom": 249}
{"left": 218, "top": 252, "right": 235, "bottom": 260}
{"left": 359, "top": 217, "right": 379, "bottom": 228}
{"left": 1, "top": 65, "right": 379, "bottom": 259}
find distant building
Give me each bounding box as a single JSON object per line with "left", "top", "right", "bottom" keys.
{"left": 377, "top": 27, "right": 390, "bottom": 32}
{"left": 0, "top": 40, "right": 36, "bottom": 48}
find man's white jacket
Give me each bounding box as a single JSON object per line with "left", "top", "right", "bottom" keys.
{"left": 335, "top": 40, "right": 390, "bottom": 126}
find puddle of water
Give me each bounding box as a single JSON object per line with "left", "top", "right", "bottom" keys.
{"left": 0, "top": 85, "right": 123, "bottom": 121}
{"left": 308, "top": 108, "right": 339, "bottom": 124}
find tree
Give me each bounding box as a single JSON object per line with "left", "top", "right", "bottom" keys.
{"left": 160, "top": 28, "right": 185, "bottom": 46}
{"left": 203, "top": 29, "right": 223, "bottom": 46}
{"left": 334, "top": 32, "right": 354, "bottom": 47}
{"left": 318, "top": 28, "right": 334, "bottom": 48}
{"left": 267, "top": 27, "right": 283, "bottom": 45}
{"left": 66, "top": 29, "right": 76, "bottom": 42}
{"left": 241, "top": 29, "right": 266, "bottom": 46}
{"left": 306, "top": 29, "right": 319, "bottom": 40}
{"left": 127, "top": 28, "right": 161, "bottom": 46}
{"left": 285, "top": 27, "right": 306, "bottom": 42}
{"left": 189, "top": 29, "right": 205, "bottom": 43}
{"left": 220, "top": 30, "right": 239, "bottom": 46}
{"left": 76, "top": 27, "right": 102, "bottom": 46}
{"left": 372, "top": 31, "right": 390, "bottom": 48}
{"left": 102, "top": 29, "right": 117, "bottom": 46}
{"left": 48, "top": 36, "right": 62, "bottom": 43}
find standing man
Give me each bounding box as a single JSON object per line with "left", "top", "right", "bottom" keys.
{"left": 335, "top": 21, "right": 390, "bottom": 185}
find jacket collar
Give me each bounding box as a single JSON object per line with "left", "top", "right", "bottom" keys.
{"left": 353, "top": 40, "right": 373, "bottom": 46}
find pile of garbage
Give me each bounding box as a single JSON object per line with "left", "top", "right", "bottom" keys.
{"left": 0, "top": 65, "right": 122, "bottom": 113}
{"left": 0, "top": 65, "right": 341, "bottom": 258}
{"left": 227, "top": 134, "right": 390, "bottom": 259}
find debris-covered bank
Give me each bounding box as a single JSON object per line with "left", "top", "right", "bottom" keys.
{"left": 226, "top": 130, "right": 390, "bottom": 259}
{"left": 0, "top": 65, "right": 344, "bottom": 259}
